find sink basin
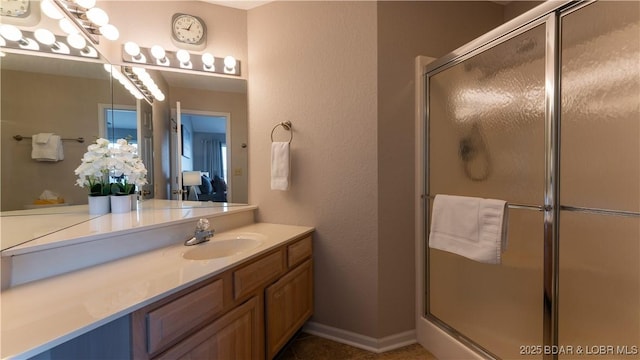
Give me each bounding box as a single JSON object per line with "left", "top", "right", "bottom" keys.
{"left": 182, "top": 232, "right": 266, "bottom": 260}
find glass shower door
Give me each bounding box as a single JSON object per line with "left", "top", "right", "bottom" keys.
{"left": 427, "top": 22, "right": 547, "bottom": 359}
{"left": 559, "top": 2, "right": 640, "bottom": 358}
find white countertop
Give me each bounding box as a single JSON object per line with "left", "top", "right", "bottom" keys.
{"left": 1, "top": 200, "right": 256, "bottom": 256}
{"left": 0, "top": 222, "right": 314, "bottom": 359}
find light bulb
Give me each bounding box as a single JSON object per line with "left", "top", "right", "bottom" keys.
{"left": 202, "top": 53, "right": 215, "bottom": 70}
{"left": 176, "top": 49, "right": 190, "bottom": 64}
{"left": 150, "top": 45, "right": 168, "bottom": 65}
{"left": 154, "top": 92, "right": 165, "bottom": 102}
{"left": 86, "top": 8, "right": 109, "bottom": 26}
{"left": 0, "top": 37, "right": 5, "bottom": 46}
{"left": 34, "top": 29, "right": 56, "bottom": 46}
{"left": 103, "top": 64, "right": 113, "bottom": 73}
{"left": 150, "top": 45, "right": 165, "bottom": 60}
{"left": 0, "top": 24, "right": 23, "bottom": 42}
{"left": 224, "top": 55, "right": 236, "bottom": 73}
{"left": 41, "top": 0, "right": 64, "bottom": 20}
{"left": 124, "top": 41, "right": 140, "bottom": 56}
{"left": 67, "top": 33, "right": 86, "bottom": 49}
{"left": 74, "top": 0, "right": 96, "bottom": 9}
{"left": 0, "top": 51, "right": 5, "bottom": 57}
{"left": 137, "top": 72, "right": 152, "bottom": 82}
{"left": 131, "top": 67, "right": 146, "bottom": 76}
{"left": 111, "top": 68, "right": 124, "bottom": 81}
{"left": 146, "top": 83, "right": 159, "bottom": 92}
{"left": 99, "top": 24, "right": 119, "bottom": 40}
{"left": 59, "top": 18, "right": 79, "bottom": 34}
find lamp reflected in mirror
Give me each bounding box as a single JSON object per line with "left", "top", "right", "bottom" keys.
{"left": 183, "top": 171, "right": 202, "bottom": 201}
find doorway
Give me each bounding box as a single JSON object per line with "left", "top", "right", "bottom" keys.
{"left": 171, "top": 107, "right": 231, "bottom": 202}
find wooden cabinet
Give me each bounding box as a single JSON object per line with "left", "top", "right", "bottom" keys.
{"left": 156, "top": 296, "right": 263, "bottom": 360}
{"left": 146, "top": 279, "right": 226, "bottom": 354}
{"left": 132, "top": 234, "right": 313, "bottom": 360}
{"left": 234, "top": 250, "right": 285, "bottom": 300}
{"left": 265, "top": 259, "right": 313, "bottom": 359}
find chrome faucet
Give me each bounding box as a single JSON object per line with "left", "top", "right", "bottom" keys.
{"left": 184, "top": 218, "right": 215, "bottom": 246}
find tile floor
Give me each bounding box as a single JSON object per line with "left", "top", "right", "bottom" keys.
{"left": 275, "top": 332, "right": 437, "bottom": 360}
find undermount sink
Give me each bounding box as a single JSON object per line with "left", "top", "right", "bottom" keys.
{"left": 182, "top": 232, "right": 266, "bottom": 260}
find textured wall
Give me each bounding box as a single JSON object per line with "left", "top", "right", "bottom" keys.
{"left": 247, "top": 0, "right": 505, "bottom": 339}
{"left": 376, "top": 1, "right": 505, "bottom": 337}
{"left": 248, "top": 1, "right": 380, "bottom": 337}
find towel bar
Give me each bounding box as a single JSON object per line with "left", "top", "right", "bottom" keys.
{"left": 13, "top": 135, "right": 85, "bottom": 143}
{"left": 270, "top": 121, "right": 293, "bottom": 144}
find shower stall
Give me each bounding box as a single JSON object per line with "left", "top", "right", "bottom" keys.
{"left": 416, "top": 1, "right": 639, "bottom": 359}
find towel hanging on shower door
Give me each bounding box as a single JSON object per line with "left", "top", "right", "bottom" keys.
{"left": 428, "top": 194, "right": 509, "bottom": 264}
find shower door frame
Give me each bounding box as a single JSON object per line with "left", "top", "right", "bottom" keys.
{"left": 416, "top": 1, "right": 591, "bottom": 359}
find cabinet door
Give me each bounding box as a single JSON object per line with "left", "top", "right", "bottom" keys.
{"left": 265, "top": 259, "right": 313, "bottom": 359}
{"left": 156, "top": 296, "right": 263, "bottom": 360}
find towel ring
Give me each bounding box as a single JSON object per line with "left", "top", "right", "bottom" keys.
{"left": 270, "top": 121, "right": 293, "bottom": 144}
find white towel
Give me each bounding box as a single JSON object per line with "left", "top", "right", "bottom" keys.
{"left": 34, "top": 133, "right": 53, "bottom": 144}
{"left": 31, "top": 134, "right": 64, "bottom": 162}
{"left": 271, "top": 142, "right": 290, "bottom": 190}
{"left": 429, "top": 194, "right": 508, "bottom": 264}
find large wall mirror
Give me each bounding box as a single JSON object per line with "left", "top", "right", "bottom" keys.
{"left": 0, "top": 1, "right": 248, "bottom": 251}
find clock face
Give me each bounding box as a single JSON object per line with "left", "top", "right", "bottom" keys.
{"left": 0, "top": 0, "right": 30, "bottom": 17}
{"left": 172, "top": 14, "right": 205, "bottom": 45}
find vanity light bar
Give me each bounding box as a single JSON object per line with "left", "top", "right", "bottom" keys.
{"left": 45, "top": 0, "right": 120, "bottom": 44}
{"left": 0, "top": 28, "right": 99, "bottom": 58}
{"left": 121, "top": 44, "right": 241, "bottom": 77}
{"left": 105, "top": 65, "right": 155, "bottom": 105}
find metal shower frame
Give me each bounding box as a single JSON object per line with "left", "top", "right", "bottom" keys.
{"left": 418, "top": 1, "right": 639, "bottom": 359}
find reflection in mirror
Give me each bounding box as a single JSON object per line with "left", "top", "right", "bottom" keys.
{"left": 0, "top": 53, "right": 128, "bottom": 212}
{"left": 157, "top": 69, "right": 248, "bottom": 205}
{"left": 0, "top": 48, "right": 248, "bottom": 251}
{"left": 0, "top": 52, "right": 123, "bottom": 250}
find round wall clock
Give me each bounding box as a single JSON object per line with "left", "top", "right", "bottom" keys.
{"left": 0, "top": 0, "right": 30, "bottom": 18}
{"left": 171, "top": 13, "right": 207, "bottom": 50}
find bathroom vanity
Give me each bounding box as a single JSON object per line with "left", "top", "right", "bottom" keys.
{"left": 132, "top": 235, "right": 313, "bottom": 359}
{"left": 0, "top": 200, "right": 314, "bottom": 359}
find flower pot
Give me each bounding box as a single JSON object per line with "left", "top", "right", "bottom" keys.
{"left": 130, "top": 193, "right": 138, "bottom": 211}
{"left": 110, "top": 195, "right": 131, "bottom": 214}
{"left": 88, "top": 195, "right": 110, "bottom": 215}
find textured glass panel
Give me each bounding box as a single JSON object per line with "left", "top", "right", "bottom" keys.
{"left": 560, "top": 1, "right": 640, "bottom": 212}
{"left": 428, "top": 24, "right": 545, "bottom": 205}
{"left": 429, "top": 208, "right": 544, "bottom": 359}
{"left": 558, "top": 211, "right": 640, "bottom": 359}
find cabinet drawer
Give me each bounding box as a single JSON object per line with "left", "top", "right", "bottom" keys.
{"left": 147, "top": 279, "right": 225, "bottom": 354}
{"left": 155, "top": 297, "right": 262, "bottom": 360}
{"left": 234, "top": 250, "right": 284, "bottom": 300}
{"left": 287, "top": 236, "right": 312, "bottom": 268}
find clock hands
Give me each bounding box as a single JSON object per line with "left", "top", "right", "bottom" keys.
{"left": 181, "top": 21, "right": 194, "bottom": 31}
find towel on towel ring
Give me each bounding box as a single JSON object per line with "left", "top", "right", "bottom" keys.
{"left": 271, "top": 142, "right": 290, "bottom": 191}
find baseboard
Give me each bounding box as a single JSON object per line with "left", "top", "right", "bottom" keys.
{"left": 303, "top": 321, "right": 416, "bottom": 354}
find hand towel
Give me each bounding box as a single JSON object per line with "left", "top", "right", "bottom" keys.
{"left": 32, "top": 134, "right": 64, "bottom": 162}
{"left": 429, "top": 194, "right": 508, "bottom": 264}
{"left": 271, "top": 142, "right": 290, "bottom": 190}
{"left": 34, "top": 133, "right": 53, "bottom": 144}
